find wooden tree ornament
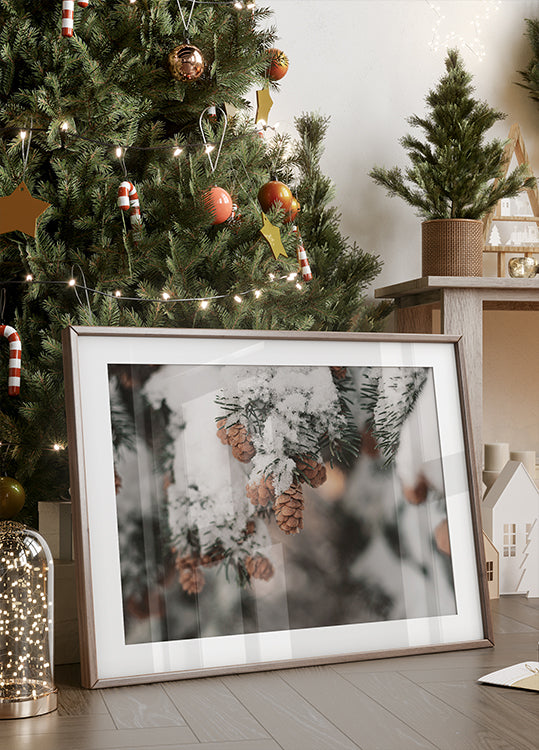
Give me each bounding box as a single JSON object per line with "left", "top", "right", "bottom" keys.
{"left": 483, "top": 124, "right": 539, "bottom": 276}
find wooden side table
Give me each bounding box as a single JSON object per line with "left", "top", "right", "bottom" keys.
{"left": 375, "top": 276, "right": 539, "bottom": 486}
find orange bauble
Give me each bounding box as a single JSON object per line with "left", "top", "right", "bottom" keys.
{"left": 203, "top": 186, "right": 233, "bottom": 224}
{"left": 257, "top": 179, "right": 293, "bottom": 213}
{"left": 267, "top": 48, "right": 289, "bottom": 81}
{"left": 284, "top": 197, "right": 300, "bottom": 224}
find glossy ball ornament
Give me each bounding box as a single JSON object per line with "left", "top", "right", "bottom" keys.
{"left": 204, "top": 186, "right": 233, "bottom": 225}
{"left": 168, "top": 43, "right": 205, "bottom": 81}
{"left": 284, "top": 197, "right": 300, "bottom": 224}
{"left": 0, "top": 476, "right": 25, "bottom": 519}
{"left": 258, "top": 179, "right": 293, "bottom": 214}
{"left": 267, "top": 48, "right": 289, "bottom": 81}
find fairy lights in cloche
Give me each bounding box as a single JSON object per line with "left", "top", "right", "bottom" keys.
{"left": 426, "top": 0, "right": 501, "bottom": 61}
{"left": 0, "top": 525, "right": 56, "bottom": 714}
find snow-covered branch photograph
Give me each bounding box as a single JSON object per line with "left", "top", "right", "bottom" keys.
{"left": 108, "top": 360, "right": 457, "bottom": 648}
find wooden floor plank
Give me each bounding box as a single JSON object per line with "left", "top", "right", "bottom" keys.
{"left": 107, "top": 742, "right": 281, "bottom": 750}
{"left": 343, "top": 671, "right": 518, "bottom": 750}
{"left": 101, "top": 683, "right": 186, "bottom": 729}
{"left": 0, "top": 725, "right": 198, "bottom": 750}
{"left": 421, "top": 680, "right": 539, "bottom": 750}
{"left": 490, "top": 597, "right": 539, "bottom": 629}
{"left": 163, "top": 676, "right": 269, "bottom": 743}
{"left": 491, "top": 610, "right": 537, "bottom": 634}
{"left": 0, "top": 713, "right": 116, "bottom": 738}
{"left": 280, "top": 665, "right": 437, "bottom": 750}
{"left": 223, "top": 671, "right": 361, "bottom": 750}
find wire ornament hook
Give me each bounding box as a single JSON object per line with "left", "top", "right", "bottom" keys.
{"left": 199, "top": 106, "right": 228, "bottom": 174}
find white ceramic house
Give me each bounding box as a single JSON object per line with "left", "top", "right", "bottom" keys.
{"left": 482, "top": 461, "right": 539, "bottom": 597}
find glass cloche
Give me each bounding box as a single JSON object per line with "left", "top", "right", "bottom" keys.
{"left": 0, "top": 517, "right": 57, "bottom": 718}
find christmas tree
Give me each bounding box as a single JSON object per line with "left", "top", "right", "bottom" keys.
{"left": 370, "top": 48, "right": 536, "bottom": 220}
{"left": 0, "top": 1, "right": 387, "bottom": 524}
{"left": 519, "top": 17, "right": 539, "bottom": 110}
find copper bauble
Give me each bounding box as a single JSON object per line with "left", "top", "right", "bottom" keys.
{"left": 257, "top": 179, "right": 293, "bottom": 213}
{"left": 168, "top": 43, "right": 205, "bottom": 81}
{"left": 203, "top": 186, "right": 233, "bottom": 225}
{"left": 284, "top": 197, "right": 300, "bottom": 223}
{"left": 0, "top": 476, "right": 25, "bottom": 519}
{"left": 267, "top": 48, "right": 289, "bottom": 81}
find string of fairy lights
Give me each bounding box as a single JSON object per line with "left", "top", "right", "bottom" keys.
{"left": 426, "top": 0, "right": 501, "bottom": 60}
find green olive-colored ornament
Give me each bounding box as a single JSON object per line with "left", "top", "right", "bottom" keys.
{"left": 168, "top": 43, "right": 205, "bottom": 81}
{"left": 0, "top": 476, "right": 25, "bottom": 519}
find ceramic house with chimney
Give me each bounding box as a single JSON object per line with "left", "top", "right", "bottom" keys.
{"left": 482, "top": 461, "right": 539, "bottom": 597}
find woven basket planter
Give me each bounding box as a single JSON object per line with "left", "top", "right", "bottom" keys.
{"left": 421, "top": 219, "right": 483, "bottom": 276}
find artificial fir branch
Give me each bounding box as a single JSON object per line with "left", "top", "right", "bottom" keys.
{"left": 518, "top": 18, "right": 539, "bottom": 110}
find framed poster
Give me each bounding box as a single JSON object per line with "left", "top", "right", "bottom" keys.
{"left": 62, "top": 327, "right": 493, "bottom": 688}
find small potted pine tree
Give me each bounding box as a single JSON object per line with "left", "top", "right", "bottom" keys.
{"left": 370, "top": 49, "right": 536, "bottom": 276}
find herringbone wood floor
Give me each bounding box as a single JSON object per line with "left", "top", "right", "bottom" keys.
{"left": 1, "top": 596, "right": 538, "bottom": 750}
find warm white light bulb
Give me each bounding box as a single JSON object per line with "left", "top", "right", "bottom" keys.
{"left": 234, "top": 295, "right": 242, "bottom": 303}
{"left": 115, "top": 146, "right": 123, "bottom": 158}
{"left": 61, "top": 122, "right": 69, "bottom": 131}
{"left": 115, "top": 290, "right": 122, "bottom": 297}
{"left": 234, "top": 1, "right": 243, "bottom": 8}
{"left": 20, "top": 130, "right": 27, "bottom": 140}
{"left": 53, "top": 444, "right": 61, "bottom": 451}
{"left": 162, "top": 292, "right": 170, "bottom": 300}
{"left": 254, "top": 289, "right": 262, "bottom": 298}
{"left": 173, "top": 147, "right": 183, "bottom": 157}
{"left": 26, "top": 274, "right": 33, "bottom": 282}
{"left": 200, "top": 300, "right": 209, "bottom": 309}
{"left": 269, "top": 273, "right": 275, "bottom": 281}
{"left": 68, "top": 278, "right": 76, "bottom": 286}
{"left": 205, "top": 144, "right": 215, "bottom": 154}
{"left": 296, "top": 282, "right": 302, "bottom": 290}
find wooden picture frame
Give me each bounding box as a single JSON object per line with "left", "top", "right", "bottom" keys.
{"left": 62, "top": 327, "right": 493, "bottom": 688}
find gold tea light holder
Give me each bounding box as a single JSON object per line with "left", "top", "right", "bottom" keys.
{"left": 507, "top": 257, "right": 538, "bottom": 279}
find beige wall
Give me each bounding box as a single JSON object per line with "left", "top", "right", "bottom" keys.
{"left": 267, "top": 1, "right": 539, "bottom": 459}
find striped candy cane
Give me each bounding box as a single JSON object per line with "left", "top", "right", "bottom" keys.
{"left": 62, "top": 0, "right": 89, "bottom": 38}
{"left": 293, "top": 226, "right": 312, "bottom": 281}
{"left": 118, "top": 181, "right": 142, "bottom": 231}
{"left": 0, "top": 325, "right": 21, "bottom": 396}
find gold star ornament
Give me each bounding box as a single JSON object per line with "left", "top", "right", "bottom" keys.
{"left": 255, "top": 87, "right": 274, "bottom": 126}
{"left": 0, "top": 182, "right": 51, "bottom": 237}
{"left": 260, "top": 212, "right": 288, "bottom": 259}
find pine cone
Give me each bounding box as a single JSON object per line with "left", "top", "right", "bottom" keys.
{"left": 294, "top": 455, "right": 327, "bottom": 488}
{"left": 403, "top": 474, "right": 429, "bottom": 505}
{"left": 216, "top": 418, "right": 229, "bottom": 445}
{"left": 274, "top": 481, "right": 304, "bottom": 534}
{"left": 200, "top": 549, "right": 225, "bottom": 568}
{"left": 330, "top": 366, "right": 348, "bottom": 381}
{"left": 179, "top": 566, "right": 205, "bottom": 595}
{"left": 175, "top": 553, "right": 199, "bottom": 571}
{"left": 244, "top": 519, "right": 256, "bottom": 536}
{"left": 246, "top": 474, "right": 275, "bottom": 506}
{"left": 227, "top": 422, "right": 256, "bottom": 462}
{"left": 245, "top": 555, "right": 274, "bottom": 581}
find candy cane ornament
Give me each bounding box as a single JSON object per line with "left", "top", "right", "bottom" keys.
{"left": 62, "top": 0, "right": 89, "bottom": 38}
{"left": 293, "top": 226, "right": 312, "bottom": 281}
{"left": 0, "top": 325, "right": 21, "bottom": 396}
{"left": 118, "top": 181, "right": 142, "bottom": 232}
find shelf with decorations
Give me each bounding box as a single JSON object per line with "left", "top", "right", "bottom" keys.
{"left": 483, "top": 124, "right": 539, "bottom": 277}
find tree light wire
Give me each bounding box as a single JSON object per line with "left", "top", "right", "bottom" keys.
{"left": 7, "top": 271, "right": 301, "bottom": 306}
